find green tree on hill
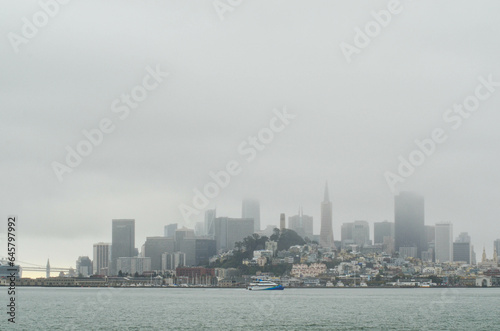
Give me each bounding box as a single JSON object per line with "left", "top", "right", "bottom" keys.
{"left": 270, "top": 228, "right": 306, "bottom": 251}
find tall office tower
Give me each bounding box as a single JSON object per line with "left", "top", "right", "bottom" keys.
{"left": 175, "top": 227, "right": 195, "bottom": 251}
{"left": 374, "top": 221, "right": 395, "bottom": 244}
{"left": 164, "top": 223, "right": 178, "bottom": 238}
{"left": 352, "top": 221, "right": 370, "bottom": 247}
{"left": 76, "top": 256, "right": 93, "bottom": 277}
{"left": 93, "top": 242, "right": 111, "bottom": 276}
{"left": 242, "top": 199, "right": 260, "bottom": 232}
{"left": 494, "top": 239, "right": 500, "bottom": 262}
{"left": 288, "top": 208, "right": 314, "bottom": 240}
{"left": 111, "top": 219, "right": 135, "bottom": 275}
{"left": 394, "top": 192, "right": 426, "bottom": 258}
{"left": 453, "top": 232, "right": 471, "bottom": 264}
{"left": 204, "top": 209, "right": 216, "bottom": 238}
{"left": 280, "top": 213, "right": 286, "bottom": 231}
{"left": 341, "top": 222, "right": 354, "bottom": 244}
{"left": 435, "top": 223, "right": 453, "bottom": 263}
{"left": 143, "top": 237, "right": 175, "bottom": 271}
{"left": 320, "top": 182, "right": 334, "bottom": 248}
{"left": 453, "top": 241, "right": 471, "bottom": 264}
{"left": 456, "top": 232, "right": 471, "bottom": 243}
{"left": 213, "top": 217, "right": 254, "bottom": 251}
{"left": 425, "top": 225, "right": 435, "bottom": 244}
{"left": 179, "top": 238, "right": 217, "bottom": 266}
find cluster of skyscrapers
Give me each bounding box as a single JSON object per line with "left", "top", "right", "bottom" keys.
{"left": 72, "top": 187, "right": 497, "bottom": 277}
{"left": 336, "top": 191, "right": 495, "bottom": 265}
{"left": 88, "top": 213, "right": 256, "bottom": 276}
{"left": 82, "top": 186, "right": 334, "bottom": 276}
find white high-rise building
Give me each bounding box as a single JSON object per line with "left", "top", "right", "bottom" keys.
{"left": 93, "top": 242, "right": 111, "bottom": 276}
{"left": 435, "top": 223, "right": 453, "bottom": 263}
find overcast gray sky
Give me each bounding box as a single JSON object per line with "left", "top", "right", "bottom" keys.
{"left": 1, "top": 0, "right": 500, "bottom": 273}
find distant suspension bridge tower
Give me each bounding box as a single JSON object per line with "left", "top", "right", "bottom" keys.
{"left": 46, "top": 259, "right": 50, "bottom": 278}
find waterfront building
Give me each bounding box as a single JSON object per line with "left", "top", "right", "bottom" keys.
{"left": 395, "top": 192, "right": 426, "bottom": 258}
{"left": 435, "top": 223, "right": 453, "bottom": 263}
{"left": 111, "top": 219, "right": 135, "bottom": 275}
{"left": 320, "top": 182, "right": 334, "bottom": 248}
{"left": 116, "top": 257, "right": 151, "bottom": 275}
{"left": 242, "top": 199, "right": 260, "bottom": 232}
{"left": 93, "top": 242, "right": 111, "bottom": 276}
{"left": 175, "top": 267, "right": 215, "bottom": 285}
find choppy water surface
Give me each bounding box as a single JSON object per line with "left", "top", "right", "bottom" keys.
{"left": 9, "top": 287, "right": 500, "bottom": 330}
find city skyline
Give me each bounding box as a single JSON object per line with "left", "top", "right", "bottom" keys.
{"left": 21, "top": 189, "right": 500, "bottom": 277}
{"left": 19, "top": 183, "right": 500, "bottom": 275}
{"left": 43, "top": 213, "right": 500, "bottom": 277}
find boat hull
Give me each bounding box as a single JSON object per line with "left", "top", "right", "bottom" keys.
{"left": 247, "top": 285, "right": 284, "bottom": 291}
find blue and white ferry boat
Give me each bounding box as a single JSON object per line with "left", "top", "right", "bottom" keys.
{"left": 247, "top": 279, "right": 284, "bottom": 291}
